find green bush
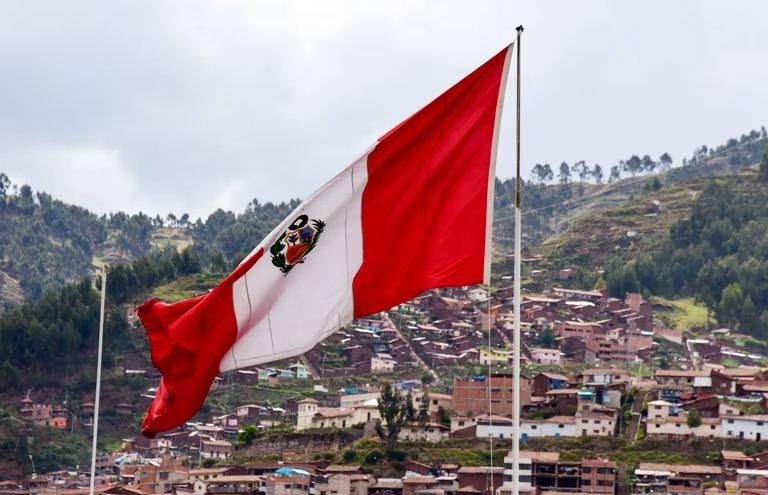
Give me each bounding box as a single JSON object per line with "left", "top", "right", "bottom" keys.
{"left": 385, "top": 447, "right": 407, "bottom": 462}
{"left": 342, "top": 449, "right": 358, "bottom": 463}
{"left": 364, "top": 449, "right": 384, "bottom": 464}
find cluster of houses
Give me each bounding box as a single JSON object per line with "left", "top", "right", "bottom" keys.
{"left": 646, "top": 365, "right": 768, "bottom": 441}
{"left": 394, "top": 287, "right": 655, "bottom": 371}
{"left": 12, "top": 448, "right": 768, "bottom": 495}
{"left": 16, "top": 393, "right": 134, "bottom": 431}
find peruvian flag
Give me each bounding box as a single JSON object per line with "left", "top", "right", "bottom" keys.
{"left": 138, "top": 45, "right": 513, "bottom": 437}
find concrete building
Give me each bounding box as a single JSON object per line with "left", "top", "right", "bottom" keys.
{"left": 529, "top": 348, "right": 562, "bottom": 366}
{"left": 296, "top": 398, "right": 379, "bottom": 431}
{"left": 371, "top": 354, "right": 396, "bottom": 374}
{"left": 721, "top": 415, "right": 768, "bottom": 442}
{"left": 398, "top": 423, "right": 450, "bottom": 442}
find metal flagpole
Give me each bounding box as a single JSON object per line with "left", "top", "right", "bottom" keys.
{"left": 89, "top": 266, "right": 107, "bottom": 495}
{"left": 512, "top": 25, "right": 524, "bottom": 495}
{"left": 485, "top": 37, "right": 516, "bottom": 495}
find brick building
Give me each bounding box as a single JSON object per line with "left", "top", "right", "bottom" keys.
{"left": 453, "top": 374, "right": 531, "bottom": 416}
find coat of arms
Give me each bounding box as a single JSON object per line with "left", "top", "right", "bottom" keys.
{"left": 270, "top": 214, "right": 326, "bottom": 274}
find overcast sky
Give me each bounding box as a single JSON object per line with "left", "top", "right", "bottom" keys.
{"left": 1, "top": 1, "right": 766, "bottom": 220}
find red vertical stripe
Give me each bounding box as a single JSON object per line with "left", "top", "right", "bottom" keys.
{"left": 353, "top": 46, "right": 510, "bottom": 317}
{"left": 138, "top": 248, "right": 264, "bottom": 437}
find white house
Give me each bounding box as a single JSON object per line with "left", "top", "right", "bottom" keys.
{"left": 371, "top": 353, "right": 395, "bottom": 374}
{"left": 476, "top": 415, "right": 577, "bottom": 439}
{"left": 721, "top": 415, "right": 768, "bottom": 441}
{"left": 397, "top": 422, "right": 450, "bottom": 442}
{"left": 468, "top": 288, "right": 489, "bottom": 302}
{"left": 296, "top": 398, "right": 380, "bottom": 431}
{"left": 451, "top": 415, "right": 479, "bottom": 433}
{"left": 575, "top": 411, "right": 615, "bottom": 436}
{"left": 201, "top": 439, "right": 232, "bottom": 460}
{"left": 581, "top": 369, "right": 630, "bottom": 386}
{"left": 646, "top": 400, "right": 677, "bottom": 419}
{"left": 475, "top": 414, "right": 515, "bottom": 439}
{"left": 521, "top": 416, "right": 576, "bottom": 438}
{"left": 646, "top": 416, "right": 721, "bottom": 439}
{"left": 529, "top": 348, "right": 562, "bottom": 365}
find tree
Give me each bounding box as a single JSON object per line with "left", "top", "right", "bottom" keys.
{"left": 592, "top": 164, "right": 603, "bottom": 184}
{"left": 405, "top": 391, "right": 417, "bottom": 423}
{"left": 609, "top": 165, "right": 621, "bottom": 183}
{"left": 531, "top": 164, "right": 545, "bottom": 184}
{"left": 0, "top": 173, "right": 9, "bottom": 197}
{"left": 659, "top": 152, "right": 673, "bottom": 170}
{"left": 418, "top": 391, "right": 430, "bottom": 424}
{"left": 541, "top": 164, "right": 554, "bottom": 183}
{"left": 718, "top": 282, "right": 745, "bottom": 329}
{"left": 686, "top": 409, "right": 702, "bottom": 428}
{"left": 760, "top": 146, "right": 768, "bottom": 183}
{"left": 377, "top": 382, "right": 409, "bottom": 441}
{"left": 421, "top": 371, "right": 434, "bottom": 385}
{"left": 436, "top": 405, "right": 452, "bottom": 427}
{"left": 624, "top": 155, "right": 642, "bottom": 176}
{"left": 642, "top": 155, "right": 656, "bottom": 173}
{"left": 237, "top": 423, "right": 261, "bottom": 446}
{"left": 558, "top": 162, "right": 571, "bottom": 184}
{"left": 570, "top": 160, "right": 588, "bottom": 183}
{"left": 537, "top": 327, "right": 556, "bottom": 348}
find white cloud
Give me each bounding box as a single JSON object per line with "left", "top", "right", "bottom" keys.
{"left": 8, "top": 144, "right": 137, "bottom": 214}
{"left": 0, "top": 1, "right": 766, "bottom": 218}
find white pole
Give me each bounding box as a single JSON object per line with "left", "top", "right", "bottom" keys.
{"left": 485, "top": 38, "right": 515, "bottom": 495}
{"left": 512, "top": 26, "right": 524, "bottom": 495}
{"left": 89, "top": 266, "right": 107, "bottom": 495}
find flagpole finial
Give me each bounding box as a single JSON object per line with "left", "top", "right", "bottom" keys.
{"left": 516, "top": 25, "right": 524, "bottom": 33}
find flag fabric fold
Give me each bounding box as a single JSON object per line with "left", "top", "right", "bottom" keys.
{"left": 139, "top": 44, "right": 513, "bottom": 437}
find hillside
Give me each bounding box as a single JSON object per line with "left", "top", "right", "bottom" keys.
{"left": 493, "top": 131, "right": 768, "bottom": 278}
{"left": 0, "top": 179, "right": 297, "bottom": 309}
{"left": 0, "top": 127, "right": 765, "bottom": 474}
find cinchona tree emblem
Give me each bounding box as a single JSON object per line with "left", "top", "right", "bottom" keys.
{"left": 270, "top": 214, "right": 326, "bottom": 274}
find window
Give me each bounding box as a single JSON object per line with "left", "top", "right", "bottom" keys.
{"left": 676, "top": 423, "right": 681, "bottom": 428}
{"left": 582, "top": 419, "right": 588, "bottom": 424}
{"left": 582, "top": 480, "right": 591, "bottom": 486}
{"left": 520, "top": 476, "right": 532, "bottom": 483}
{"left": 159, "top": 473, "right": 169, "bottom": 481}
{"left": 655, "top": 424, "right": 660, "bottom": 428}
{"left": 531, "top": 425, "right": 538, "bottom": 430}
{"left": 759, "top": 422, "right": 764, "bottom": 426}
{"left": 558, "top": 424, "right": 565, "bottom": 429}
{"left": 433, "top": 400, "right": 438, "bottom": 405}
{"left": 728, "top": 419, "right": 734, "bottom": 424}
{"left": 711, "top": 425, "right": 715, "bottom": 430}
{"left": 582, "top": 467, "right": 592, "bottom": 474}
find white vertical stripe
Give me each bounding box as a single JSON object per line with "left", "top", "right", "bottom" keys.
{"left": 220, "top": 152, "right": 369, "bottom": 371}
{"left": 484, "top": 43, "right": 514, "bottom": 285}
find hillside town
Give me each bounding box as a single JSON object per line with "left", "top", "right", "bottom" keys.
{"left": 9, "top": 282, "right": 768, "bottom": 495}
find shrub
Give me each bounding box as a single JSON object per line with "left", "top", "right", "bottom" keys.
{"left": 364, "top": 449, "right": 384, "bottom": 464}
{"left": 342, "top": 449, "right": 358, "bottom": 463}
